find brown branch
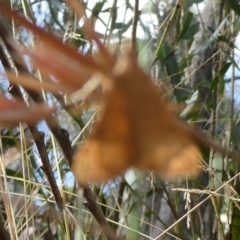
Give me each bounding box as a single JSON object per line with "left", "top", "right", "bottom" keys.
{"left": 28, "top": 127, "right": 64, "bottom": 210}
{"left": 131, "top": 0, "right": 139, "bottom": 51}
{"left": 8, "top": 86, "right": 64, "bottom": 210}
{"left": 0, "top": 222, "right": 11, "bottom": 240}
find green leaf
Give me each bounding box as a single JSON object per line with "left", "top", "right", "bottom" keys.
{"left": 1, "top": 129, "right": 19, "bottom": 149}
{"left": 227, "top": 0, "right": 240, "bottom": 16}
{"left": 180, "top": 90, "right": 198, "bottom": 117}
{"left": 102, "top": 7, "right": 112, "bottom": 13}
{"left": 230, "top": 181, "right": 240, "bottom": 239}
{"left": 231, "top": 122, "right": 240, "bottom": 144}
{"left": 92, "top": 1, "right": 105, "bottom": 17}
{"left": 216, "top": 62, "right": 230, "bottom": 96}
{"left": 182, "top": 22, "right": 199, "bottom": 39}
{"left": 219, "top": 62, "right": 232, "bottom": 77}
{"left": 209, "top": 76, "right": 219, "bottom": 93}
{"left": 217, "top": 34, "right": 235, "bottom": 48}
{"left": 197, "top": 16, "right": 229, "bottom": 54}
{"left": 218, "top": 46, "right": 240, "bottom": 71}
{"left": 112, "top": 22, "right": 126, "bottom": 29}
{"left": 159, "top": 44, "right": 183, "bottom": 101}
{"left": 178, "top": 11, "right": 193, "bottom": 40}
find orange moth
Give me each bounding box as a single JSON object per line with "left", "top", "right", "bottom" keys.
{"left": 72, "top": 51, "right": 201, "bottom": 185}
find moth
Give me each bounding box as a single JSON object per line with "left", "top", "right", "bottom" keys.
{"left": 72, "top": 51, "right": 202, "bottom": 185}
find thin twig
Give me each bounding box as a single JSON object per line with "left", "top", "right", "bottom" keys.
{"left": 131, "top": 0, "right": 139, "bottom": 51}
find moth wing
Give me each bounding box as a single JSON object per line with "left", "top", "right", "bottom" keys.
{"left": 136, "top": 129, "right": 201, "bottom": 178}
{"left": 133, "top": 116, "right": 201, "bottom": 178}
{"left": 115, "top": 52, "right": 201, "bottom": 178}
{"left": 153, "top": 122, "right": 201, "bottom": 178}
{"left": 156, "top": 141, "right": 201, "bottom": 178}
{"left": 72, "top": 88, "right": 131, "bottom": 185}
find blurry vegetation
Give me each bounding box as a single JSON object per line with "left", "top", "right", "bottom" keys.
{"left": 0, "top": 0, "right": 240, "bottom": 239}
